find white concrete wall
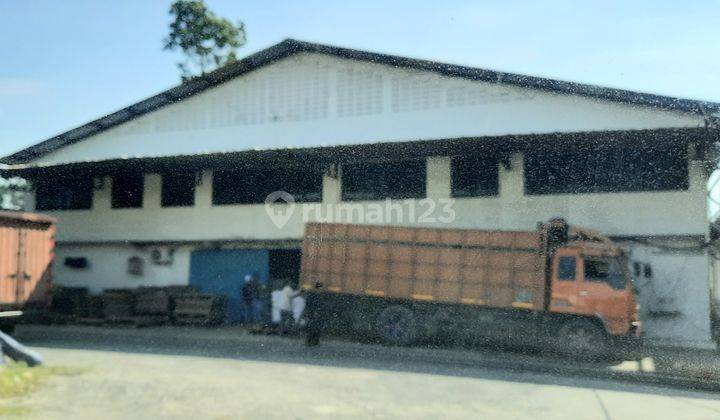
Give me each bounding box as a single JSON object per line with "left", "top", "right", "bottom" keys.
{"left": 41, "top": 153, "right": 708, "bottom": 244}
{"left": 33, "top": 53, "right": 703, "bottom": 166}
{"left": 627, "top": 242, "right": 713, "bottom": 349}
{"left": 711, "top": 257, "right": 720, "bottom": 303}
{"left": 54, "top": 244, "right": 193, "bottom": 294}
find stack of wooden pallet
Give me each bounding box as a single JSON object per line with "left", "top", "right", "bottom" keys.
{"left": 131, "top": 287, "right": 172, "bottom": 326}
{"left": 49, "top": 285, "right": 228, "bottom": 327}
{"left": 101, "top": 290, "right": 135, "bottom": 323}
{"left": 73, "top": 294, "right": 105, "bottom": 325}
{"left": 51, "top": 287, "right": 88, "bottom": 316}
{"left": 174, "top": 294, "right": 228, "bottom": 326}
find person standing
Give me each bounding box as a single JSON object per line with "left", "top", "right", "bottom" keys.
{"left": 304, "top": 282, "right": 325, "bottom": 346}
{"left": 278, "top": 284, "right": 298, "bottom": 334}
{"left": 241, "top": 273, "right": 262, "bottom": 324}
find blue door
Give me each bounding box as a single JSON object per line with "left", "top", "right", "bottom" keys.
{"left": 189, "top": 249, "right": 269, "bottom": 324}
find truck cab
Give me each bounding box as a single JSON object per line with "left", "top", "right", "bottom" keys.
{"left": 547, "top": 225, "right": 640, "bottom": 344}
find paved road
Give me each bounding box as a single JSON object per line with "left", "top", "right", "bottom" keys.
{"left": 6, "top": 325, "right": 720, "bottom": 419}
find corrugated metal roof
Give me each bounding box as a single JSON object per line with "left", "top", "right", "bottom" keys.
{"left": 3, "top": 38, "right": 720, "bottom": 165}
{"left": 1, "top": 127, "right": 712, "bottom": 177}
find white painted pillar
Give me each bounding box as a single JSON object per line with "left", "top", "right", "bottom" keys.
{"left": 688, "top": 143, "right": 710, "bottom": 239}
{"left": 195, "top": 170, "right": 213, "bottom": 209}
{"left": 143, "top": 174, "right": 162, "bottom": 210}
{"left": 499, "top": 153, "right": 524, "bottom": 201}
{"left": 688, "top": 142, "right": 707, "bottom": 193}
{"left": 426, "top": 156, "right": 451, "bottom": 199}
{"left": 23, "top": 187, "right": 36, "bottom": 212}
{"left": 322, "top": 167, "right": 342, "bottom": 204}
{"left": 93, "top": 176, "right": 112, "bottom": 211}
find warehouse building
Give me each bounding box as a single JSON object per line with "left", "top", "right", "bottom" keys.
{"left": 2, "top": 39, "right": 719, "bottom": 347}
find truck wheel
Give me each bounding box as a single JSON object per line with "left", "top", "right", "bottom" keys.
{"left": 427, "top": 310, "right": 458, "bottom": 346}
{"left": 377, "top": 305, "right": 417, "bottom": 346}
{"left": 558, "top": 320, "right": 607, "bottom": 359}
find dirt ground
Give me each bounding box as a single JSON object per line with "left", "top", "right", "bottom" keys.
{"left": 4, "top": 326, "right": 720, "bottom": 419}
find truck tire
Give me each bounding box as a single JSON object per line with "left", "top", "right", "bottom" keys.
{"left": 557, "top": 320, "right": 608, "bottom": 359}
{"left": 377, "top": 305, "right": 417, "bottom": 346}
{"left": 426, "top": 309, "right": 459, "bottom": 346}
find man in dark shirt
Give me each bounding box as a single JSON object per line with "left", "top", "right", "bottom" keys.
{"left": 304, "top": 282, "right": 325, "bottom": 346}
{"left": 242, "top": 273, "right": 262, "bottom": 324}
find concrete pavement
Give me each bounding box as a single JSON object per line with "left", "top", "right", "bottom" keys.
{"left": 6, "top": 346, "right": 720, "bottom": 420}
{"left": 12, "top": 325, "right": 720, "bottom": 392}
{"left": 3, "top": 325, "right": 720, "bottom": 419}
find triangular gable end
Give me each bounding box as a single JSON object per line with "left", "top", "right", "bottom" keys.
{"left": 5, "top": 39, "right": 713, "bottom": 165}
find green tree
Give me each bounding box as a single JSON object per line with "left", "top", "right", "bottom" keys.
{"left": 163, "top": 0, "right": 246, "bottom": 80}
{"left": 0, "top": 177, "right": 29, "bottom": 210}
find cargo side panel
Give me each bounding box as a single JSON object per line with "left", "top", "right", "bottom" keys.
{"left": 0, "top": 225, "right": 20, "bottom": 307}
{"left": 300, "top": 223, "right": 547, "bottom": 311}
{"left": 0, "top": 213, "right": 55, "bottom": 310}
{"left": 19, "top": 223, "right": 55, "bottom": 306}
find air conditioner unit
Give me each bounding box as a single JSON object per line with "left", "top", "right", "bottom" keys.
{"left": 149, "top": 247, "right": 175, "bottom": 266}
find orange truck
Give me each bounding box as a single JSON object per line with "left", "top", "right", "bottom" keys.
{"left": 0, "top": 211, "right": 55, "bottom": 333}
{"left": 300, "top": 219, "right": 640, "bottom": 355}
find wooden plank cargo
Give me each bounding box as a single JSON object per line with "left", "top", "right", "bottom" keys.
{"left": 300, "top": 223, "right": 547, "bottom": 311}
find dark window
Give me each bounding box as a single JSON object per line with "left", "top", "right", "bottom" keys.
{"left": 111, "top": 174, "right": 144, "bottom": 209}
{"left": 633, "top": 262, "right": 642, "bottom": 277}
{"left": 451, "top": 155, "right": 499, "bottom": 198}
{"left": 213, "top": 167, "right": 322, "bottom": 205}
{"left": 525, "top": 145, "right": 688, "bottom": 195}
{"left": 342, "top": 160, "right": 426, "bottom": 201}
{"left": 584, "top": 258, "right": 610, "bottom": 282}
{"left": 127, "top": 256, "right": 144, "bottom": 276}
{"left": 161, "top": 173, "right": 196, "bottom": 207}
{"left": 64, "top": 257, "right": 88, "bottom": 269}
{"left": 584, "top": 257, "right": 626, "bottom": 289}
{"left": 35, "top": 177, "right": 93, "bottom": 210}
{"left": 557, "top": 256, "right": 576, "bottom": 280}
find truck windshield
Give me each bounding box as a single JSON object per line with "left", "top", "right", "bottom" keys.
{"left": 584, "top": 257, "right": 626, "bottom": 290}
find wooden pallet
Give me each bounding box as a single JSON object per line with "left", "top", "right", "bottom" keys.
{"left": 174, "top": 295, "right": 227, "bottom": 326}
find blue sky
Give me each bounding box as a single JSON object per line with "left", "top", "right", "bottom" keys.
{"left": 1, "top": 0, "right": 719, "bottom": 157}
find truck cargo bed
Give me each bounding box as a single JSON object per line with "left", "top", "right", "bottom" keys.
{"left": 300, "top": 223, "right": 548, "bottom": 311}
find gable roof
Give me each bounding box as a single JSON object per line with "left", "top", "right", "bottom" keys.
{"left": 4, "top": 38, "right": 720, "bottom": 164}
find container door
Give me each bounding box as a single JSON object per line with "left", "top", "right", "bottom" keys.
{"left": 18, "top": 224, "right": 55, "bottom": 306}
{"left": 189, "top": 249, "right": 269, "bottom": 323}
{"left": 0, "top": 225, "right": 20, "bottom": 307}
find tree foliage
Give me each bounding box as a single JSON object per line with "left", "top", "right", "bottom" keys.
{"left": 0, "top": 177, "right": 29, "bottom": 210}
{"left": 163, "top": 0, "right": 246, "bottom": 80}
